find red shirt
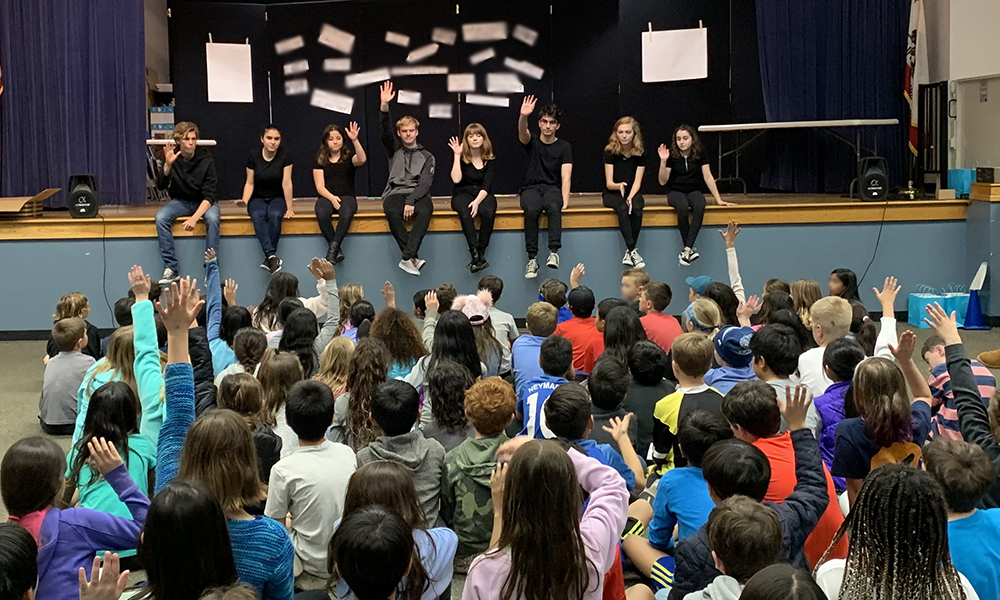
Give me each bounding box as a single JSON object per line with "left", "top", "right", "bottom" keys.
{"left": 554, "top": 316, "right": 605, "bottom": 375}
{"left": 641, "top": 312, "right": 684, "bottom": 353}
{"left": 753, "top": 432, "right": 848, "bottom": 566}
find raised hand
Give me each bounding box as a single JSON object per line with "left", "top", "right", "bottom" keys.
{"left": 128, "top": 265, "right": 152, "bottom": 303}
{"left": 719, "top": 220, "right": 741, "bottom": 248}
{"left": 87, "top": 437, "right": 124, "bottom": 475}
{"left": 164, "top": 143, "right": 179, "bottom": 165}
{"left": 381, "top": 281, "right": 396, "bottom": 308}
{"left": 601, "top": 413, "right": 634, "bottom": 446}
{"left": 888, "top": 330, "right": 918, "bottom": 364}
{"left": 924, "top": 302, "right": 962, "bottom": 346}
{"left": 657, "top": 144, "right": 670, "bottom": 161}
{"left": 520, "top": 95, "right": 537, "bottom": 116}
{"left": 490, "top": 462, "right": 508, "bottom": 508}
{"left": 346, "top": 121, "right": 361, "bottom": 140}
{"left": 448, "top": 136, "right": 463, "bottom": 155}
{"left": 223, "top": 278, "right": 238, "bottom": 306}
{"left": 570, "top": 263, "right": 585, "bottom": 288}
{"left": 379, "top": 81, "right": 396, "bottom": 104}
{"left": 205, "top": 248, "right": 216, "bottom": 262}
{"left": 874, "top": 276, "right": 901, "bottom": 311}
{"left": 156, "top": 277, "right": 204, "bottom": 333}
{"left": 307, "top": 258, "right": 323, "bottom": 280}
{"left": 737, "top": 295, "right": 761, "bottom": 325}
{"left": 315, "top": 258, "right": 336, "bottom": 281}
{"left": 79, "top": 552, "right": 129, "bottom": 600}
{"left": 425, "top": 290, "right": 439, "bottom": 314}
{"left": 781, "top": 385, "right": 813, "bottom": 432}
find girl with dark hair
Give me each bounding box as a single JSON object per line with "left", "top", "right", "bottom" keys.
{"left": 603, "top": 116, "right": 647, "bottom": 269}
{"left": 314, "top": 122, "right": 367, "bottom": 264}
{"left": 602, "top": 305, "right": 647, "bottom": 364}
{"left": 217, "top": 372, "right": 282, "bottom": 486}
{"left": 828, "top": 269, "right": 860, "bottom": 302}
{"left": 454, "top": 292, "right": 505, "bottom": 377}
{"left": 703, "top": 282, "right": 740, "bottom": 327}
{"left": 848, "top": 301, "right": 877, "bottom": 356}
{"left": 740, "top": 564, "right": 827, "bottom": 600}
{"left": 215, "top": 327, "right": 269, "bottom": 385}
{"left": 813, "top": 338, "right": 865, "bottom": 494}
{"left": 370, "top": 307, "right": 427, "bottom": 379}
{"left": 814, "top": 464, "right": 977, "bottom": 600}
{"left": 831, "top": 331, "right": 933, "bottom": 506}
{"left": 1, "top": 436, "right": 148, "bottom": 600}
{"left": 449, "top": 123, "right": 498, "bottom": 272}
{"left": 330, "top": 338, "right": 390, "bottom": 451}
{"left": 332, "top": 462, "right": 458, "bottom": 600}
{"left": 277, "top": 281, "right": 342, "bottom": 379}
{"left": 753, "top": 291, "right": 795, "bottom": 329}
{"left": 769, "top": 309, "right": 816, "bottom": 351}
{"left": 238, "top": 124, "right": 294, "bottom": 274}
{"left": 252, "top": 259, "right": 337, "bottom": 333}
{"left": 328, "top": 506, "right": 414, "bottom": 600}
{"left": 657, "top": 125, "right": 734, "bottom": 267}
{"left": 423, "top": 360, "right": 476, "bottom": 452}
{"left": 344, "top": 300, "right": 376, "bottom": 344}
{"left": 464, "top": 438, "right": 628, "bottom": 600}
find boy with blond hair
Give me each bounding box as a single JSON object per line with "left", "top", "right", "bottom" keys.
{"left": 796, "top": 296, "right": 852, "bottom": 397}
{"left": 511, "top": 302, "right": 558, "bottom": 398}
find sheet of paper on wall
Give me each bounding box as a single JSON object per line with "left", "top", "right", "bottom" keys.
{"left": 465, "top": 94, "right": 509, "bottom": 108}
{"left": 274, "top": 35, "right": 304, "bottom": 55}
{"left": 344, "top": 67, "right": 391, "bottom": 89}
{"left": 487, "top": 72, "right": 523, "bottom": 94}
{"left": 319, "top": 24, "right": 356, "bottom": 55}
{"left": 310, "top": 89, "right": 354, "bottom": 114}
{"left": 503, "top": 57, "right": 544, "bottom": 80}
{"left": 323, "top": 58, "right": 351, "bottom": 72}
{"left": 428, "top": 103, "right": 453, "bottom": 119}
{"left": 462, "top": 22, "right": 508, "bottom": 43}
{"left": 432, "top": 27, "right": 457, "bottom": 46}
{"left": 469, "top": 47, "right": 495, "bottom": 66}
{"left": 397, "top": 90, "right": 422, "bottom": 106}
{"left": 512, "top": 24, "right": 539, "bottom": 46}
{"left": 206, "top": 43, "right": 253, "bottom": 103}
{"left": 285, "top": 78, "right": 309, "bottom": 96}
{"left": 641, "top": 28, "right": 708, "bottom": 82}
{"left": 283, "top": 59, "right": 309, "bottom": 76}
{"left": 406, "top": 43, "right": 439, "bottom": 63}
{"left": 385, "top": 31, "right": 411, "bottom": 47}
{"left": 447, "top": 73, "right": 476, "bottom": 92}
{"left": 391, "top": 65, "right": 449, "bottom": 76}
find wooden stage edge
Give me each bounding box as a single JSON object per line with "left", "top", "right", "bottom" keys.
{"left": 0, "top": 193, "right": 969, "bottom": 241}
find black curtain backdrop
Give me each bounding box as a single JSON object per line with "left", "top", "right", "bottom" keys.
{"left": 0, "top": 0, "right": 147, "bottom": 206}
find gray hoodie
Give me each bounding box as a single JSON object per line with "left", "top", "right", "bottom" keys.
{"left": 682, "top": 575, "right": 744, "bottom": 600}
{"left": 356, "top": 429, "right": 446, "bottom": 527}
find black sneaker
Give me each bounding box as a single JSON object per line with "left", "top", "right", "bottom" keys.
{"left": 326, "top": 242, "right": 338, "bottom": 264}
{"left": 265, "top": 256, "right": 283, "bottom": 274}
{"left": 334, "top": 246, "right": 345, "bottom": 264}
{"left": 471, "top": 259, "right": 490, "bottom": 274}
{"left": 158, "top": 268, "right": 180, "bottom": 285}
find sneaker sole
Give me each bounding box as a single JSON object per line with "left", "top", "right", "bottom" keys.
{"left": 633, "top": 260, "right": 646, "bottom": 269}
{"left": 525, "top": 270, "right": 539, "bottom": 279}
{"left": 546, "top": 261, "right": 559, "bottom": 269}
{"left": 399, "top": 263, "right": 421, "bottom": 276}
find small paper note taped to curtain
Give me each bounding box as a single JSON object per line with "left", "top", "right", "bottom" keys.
{"left": 285, "top": 78, "right": 309, "bottom": 96}
{"left": 274, "top": 36, "right": 304, "bottom": 55}
{"left": 397, "top": 90, "right": 422, "bottom": 105}
{"left": 206, "top": 43, "right": 253, "bottom": 103}
{"left": 641, "top": 28, "right": 708, "bottom": 83}
{"left": 319, "top": 24, "right": 356, "bottom": 55}
{"left": 447, "top": 73, "right": 476, "bottom": 92}
{"left": 429, "top": 103, "right": 453, "bottom": 119}
{"left": 432, "top": 28, "right": 457, "bottom": 46}
{"left": 311, "top": 89, "right": 354, "bottom": 114}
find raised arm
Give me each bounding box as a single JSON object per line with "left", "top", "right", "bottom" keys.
{"left": 777, "top": 386, "right": 830, "bottom": 554}
{"left": 571, "top": 448, "right": 630, "bottom": 575}
{"left": 518, "top": 95, "right": 536, "bottom": 145}
{"left": 602, "top": 413, "right": 646, "bottom": 490}
{"left": 313, "top": 265, "right": 340, "bottom": 354}
{"left": 873, "top": 276, "right": 900, "bottom": 358}
{"left": 204, "top": 250, "right": 222, "bottom": 342}
{"left": 379, "top": 81, "right": 397, "bottom": 156}
{"left": 347, "top": 121, "right": 366, "bottom": 167}
{"left": 301, "top": 258, "right": 330, "bottom": 318}
{"left": 421, "top": 291, "right": 440, "bottom": 350}
{"left": 657, "top": 144, "right": 671, "bottom": 186}
{"left": 129, "top": 266, "right": 167, "bottom": 445}
{"left": 449, "top": 137, "right": 464, "bottom": 184}
{"left": 719, "top": 220, "right": 746, "bottom": 303}
{"left": 888, "top": 330, "right": 933, "bottom": 404}
{"left": 77, "top": 439, "right": 149, "bottom": 551}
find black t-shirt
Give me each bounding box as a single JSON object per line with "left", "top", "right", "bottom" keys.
{"left": 246, "top": 147, "right": 292, "bottom": 199}
{"left": 664, "top": 153, "right": 709, "bottom": 194}
{"left": 316, "top": 159, "right": 358, "bottom": 197}
{"left": 604, "top": 151, "right": 646, "bottom": 187}
{"left": 457, "top": 159, "right": 496, "bottom": 194}
{"left": 522, "top": 136, "right": 572, "bottom": 187}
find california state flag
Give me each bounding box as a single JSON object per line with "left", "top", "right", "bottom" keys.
{"left": 905, "top": 0, "right": 929, "bottom": 156}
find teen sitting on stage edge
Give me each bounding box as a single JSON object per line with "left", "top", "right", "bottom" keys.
{"left": 449, "top": 124, "right": 497, "bottom": 274}
{"left": 155, "top": 121, "right": 220, "bottom": 284}
{"left": 518, "top": 95, "right": 573, "bottom": 279}
{"left": 238, "top": 124, "right": 294, "bottom": 275}
{"left": 379, "top": 81, "right": 435, "bottom": 277}
{"left": 603, "top": 116, "right": 647, "bottom": 269}
{"left": 657, "top": 125, "right": 733, "bottom": 267}
{"left": 313, "top": 122, "right": 366, "bottom": 265}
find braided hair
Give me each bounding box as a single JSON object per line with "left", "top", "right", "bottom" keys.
{"left": 815, "top": 464, "right": 967, "bottom": 600}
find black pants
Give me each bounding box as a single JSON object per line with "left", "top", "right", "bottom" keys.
{"left": 451, "top": 187, "right": 497, "bottom": 256}
{"left": 520, "top": 184, "right": 562, "bottom": 258}
{"left": 667, "top": 190, "right": 707, "bottom": 248}
{"left": 383, "top": 193, "right": 433, "bottom": 260}
{"left": 602, "top": 192, "right": 645, "bottom": 251}
{"left": 40, "top": 421, "right": 74, "bottom": 436}
{"left": 315, "top": 195, "right": 357, "bottom": 247}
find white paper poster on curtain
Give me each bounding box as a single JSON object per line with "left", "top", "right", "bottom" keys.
{"left": 641, "top": 28, "right": 708, "bottom": 83}
{"left": 206, "top": 43, "right": 253, "bottom": 103}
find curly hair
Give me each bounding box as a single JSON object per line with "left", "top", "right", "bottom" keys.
{"left": 345, "top": 338, "right": 390, "bottom": 451}
{"left": 427, "top": 360, "right": 475, "bottom": 431}
{"left": 370, "top": 307, "right": 427, "bottom": 366}
{"left": 465, "top": 377, "right": 516, "bottom": 437}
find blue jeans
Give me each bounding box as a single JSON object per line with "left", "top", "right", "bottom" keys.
{"left": 247, "top": 197, "right": 286, "bottom": 257}
{"left": 155, "top": 198, "right": 221, "bottom": 271}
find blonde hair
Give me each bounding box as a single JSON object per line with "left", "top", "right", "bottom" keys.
{"left": 671, "top": 332, "right": 715, "bottom": 378}
{"left": 683, "top": 298, "right": 724, "bottom": 336}
{"left": 809, "top": 296, "right": 852, "bottom": 340}
{"left": 178, "top": 409, "right": 264, "bottom": 512}
{"left": 313, "top": 337, "right": 355, "bottom": 396}
{"left": 258, "top": 349, "right": 304, "bottom": 425}
{"left": 173, "top": 121, "right": 200, "bottom": 141}
{"left": 525, "top": 302, "right": 558, "bottom": 337}
{"left": 461, "top": 123, "right": 496, "bottom": 162}
{"left": 396, "top": 116, "right": 419, "bottom": 130}
{"left": 790, "top": 279, "right": 822, "bottom": 328}
{"left": 53, "top": 292, "right": 89, "bottom": 321}
{"left": 622, "top": 268, "right": 650, "bottom": 288}
{"left": 604, "top": 116, "right": 645, "bottom": 157}
{"left": 85, "top": 326, "right": 138, "bottom": 398}
{"left": 338, "top": 283, "right": 365, "bottom": 334}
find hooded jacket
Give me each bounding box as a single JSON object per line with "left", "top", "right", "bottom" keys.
{"left": 380, "top": 109, "right": 435, "bottom": 203}
{"left": 441, "top": 434, "right": 508, "bottom": 557}
{"left": 357, "top": 429, "right": 446, "bottom": 526}
{"left": 682, "top": 576, "right": 744, "bottom": 600}
{"left": 157, "top": 146, "right": 218, "bottom": 203}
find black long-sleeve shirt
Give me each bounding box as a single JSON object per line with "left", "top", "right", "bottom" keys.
{"left": 157, "top": 147, "right": 218, "bottom": 203}
{"left": 379, "top": 109, "right": 435, "bottom": 204}
{"left": 946, "top": 343, "right": 1000, "bottom": 508}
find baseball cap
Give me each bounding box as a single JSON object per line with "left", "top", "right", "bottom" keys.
{"left": 714, "top": 325, "right": 755, "bottom": 368}
{"left": 686, "top": 276, "right": 715, "bottom": 296}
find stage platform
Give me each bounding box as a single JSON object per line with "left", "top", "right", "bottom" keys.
{"left": 0, "top": 193, "right": 968, "bottom": 240}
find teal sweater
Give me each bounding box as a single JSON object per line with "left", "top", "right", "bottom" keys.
{"left": 157, "top": 363, "right": 294, "bottom": 600}
{"left": 73, "top": 300, "right": 165, "bottom": 446}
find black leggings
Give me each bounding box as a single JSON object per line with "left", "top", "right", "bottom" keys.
{"left": 315, "top": 195, "right": 358, "bottom": 247}
{"left": 602, "top": 192, "right": 644, "bottom": 251}
{"left": 452, "top": 187, "right": 497, "bottom": 256}
{"left": 667, "top": 190, "right": 706, "bottom": 248}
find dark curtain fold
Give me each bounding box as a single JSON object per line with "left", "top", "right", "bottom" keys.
{"left": 755, "top": 0, "right": 910, "bottom": 192}
{"left": 0, "top": 0, "right": 146, "bottom": 206}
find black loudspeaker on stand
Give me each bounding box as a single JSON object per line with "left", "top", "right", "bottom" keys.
{"left": 68, "top": 174, "right": 100, "bottom": 218}
{"left": 858, "top": 157, "right": 888, "bottom": 202}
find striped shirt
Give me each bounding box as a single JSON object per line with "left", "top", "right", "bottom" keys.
{"left": 928, "top": 360, "right": 996, "bottom": 440}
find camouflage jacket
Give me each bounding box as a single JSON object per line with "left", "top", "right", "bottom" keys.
{"left": 440, "top": 433, "right": 509, "bottom": 557}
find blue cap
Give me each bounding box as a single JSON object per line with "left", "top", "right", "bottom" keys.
{"left": 686, "top": 275, "right": 715, "bottom": 296}
{"left": 714, "top": 325, "right": 755, "bottom": 368}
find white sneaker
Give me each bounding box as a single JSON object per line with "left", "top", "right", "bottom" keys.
{"left": 678, "top": 250, "right": 691, "bottom": 267}
{"left": 398, "top": 259, "right": 421, "bottom": 276}
{"left": 688, "top": 248, "right": 700, "bottom": 263}
{"left": 525, "top": 258, "right": 540, "bottom": 279}
{"left": 546, "top": 251, "right": 560, "bottom": 269}
{"left": 158, "top": 268, "right": 179, "bottom": 285}
{"left": 413, "top": 258, "right": 426, "bottom": 271}
{"left": 630, "top": 249, "right": 646, "bottom": 269}
{"left": 622, "top": 251, "right": 634, "bottom": 267}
